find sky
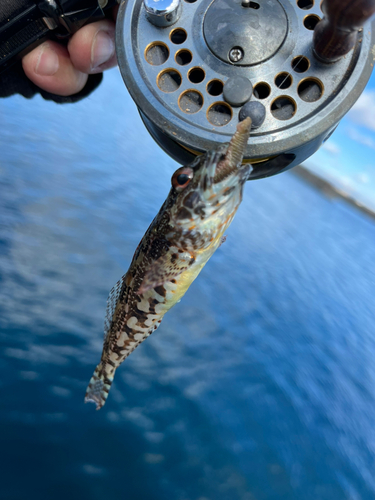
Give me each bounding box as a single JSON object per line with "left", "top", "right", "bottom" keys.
{"left": 306, "top": 71, "right": 375, "bottom": 212}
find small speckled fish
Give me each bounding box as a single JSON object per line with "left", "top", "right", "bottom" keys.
{"left": 85, "top": 118, "right": 252, "bottom": 409}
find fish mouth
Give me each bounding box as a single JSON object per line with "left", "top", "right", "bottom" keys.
{"left": 213, "top": 117, "right": 252, "bottom": 184}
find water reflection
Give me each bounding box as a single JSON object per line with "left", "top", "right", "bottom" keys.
{"left": 0, "top": 69, "right": 375, "bottom": 500}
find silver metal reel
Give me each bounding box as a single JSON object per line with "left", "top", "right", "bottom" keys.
{"left": 116, "top": 0, "right": 375, "bottom": 179}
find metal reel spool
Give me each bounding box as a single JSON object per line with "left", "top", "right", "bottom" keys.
{"left": 116, "top": 0, "right": 375, "bottom": 180}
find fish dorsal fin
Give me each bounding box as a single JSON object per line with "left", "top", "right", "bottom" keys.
{"left": 138, "top": 249, "right": 195, "bottom": 294}
{"left": 104, "top": 275, "right": 127, "bottom": 341}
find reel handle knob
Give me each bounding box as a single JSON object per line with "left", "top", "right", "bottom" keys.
{"left": 313, "top": 0, "right": 375, "bottom": 62}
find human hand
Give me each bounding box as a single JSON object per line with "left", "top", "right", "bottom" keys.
{"left": 21, "top": 15, "right": 117, "bottom": 97}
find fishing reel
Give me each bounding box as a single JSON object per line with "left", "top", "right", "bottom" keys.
{"left": 117, "top": 0, "right": 375, "bottom": 179}
{"left": 1, "top": 0, "right": 375, "bottom": 179}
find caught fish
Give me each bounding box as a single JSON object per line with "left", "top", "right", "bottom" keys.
{"left": 85, "top": 118, "right": 252, "bottom": 409}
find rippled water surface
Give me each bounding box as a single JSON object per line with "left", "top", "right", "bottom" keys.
{"left": 1, "top": 69, "right": 375, "bottom": 500}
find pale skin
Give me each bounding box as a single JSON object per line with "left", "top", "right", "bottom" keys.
{"left": 21, "top": 8, "right": 118, "bottom": 97}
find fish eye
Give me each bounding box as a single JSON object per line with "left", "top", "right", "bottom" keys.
{"left": 171, "top": 167, "right": 194, "bottom": 191}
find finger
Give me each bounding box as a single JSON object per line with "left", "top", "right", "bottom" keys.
{"left": 22, "top": 41, "right": 88, "bottom": 96}
{"left": 68, "top": 20, "right": 117, "bottom": 75}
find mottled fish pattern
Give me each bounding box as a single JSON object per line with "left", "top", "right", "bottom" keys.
{"left": 85, "top": 118, "right": 252, "bottom": 409}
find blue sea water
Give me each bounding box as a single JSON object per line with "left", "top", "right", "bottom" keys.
{"left": 0, "top": 69, "right": 375, "bottom": 500}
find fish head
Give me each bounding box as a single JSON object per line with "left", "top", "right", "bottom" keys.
{"left": 166, "top": 118, "right": 253, "bottom": 247}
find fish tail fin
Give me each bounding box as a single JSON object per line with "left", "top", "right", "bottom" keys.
{"left": 84, "top": 363, "right": 113, "bottom": 410}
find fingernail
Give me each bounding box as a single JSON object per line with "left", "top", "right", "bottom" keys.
{"left": 91, "top": 30, "right": 115, "bottom": 71}
{"left": 35, "top": 43, "right": 59, "bottom": 76}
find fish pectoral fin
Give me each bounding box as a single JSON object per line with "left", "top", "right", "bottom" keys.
{"left": 137, "top": 251, "right": 195, "bottom": 294}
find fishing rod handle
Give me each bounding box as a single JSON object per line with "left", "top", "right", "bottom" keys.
{"left": 313, "top": 0, "right": 375, "bottom": 62}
